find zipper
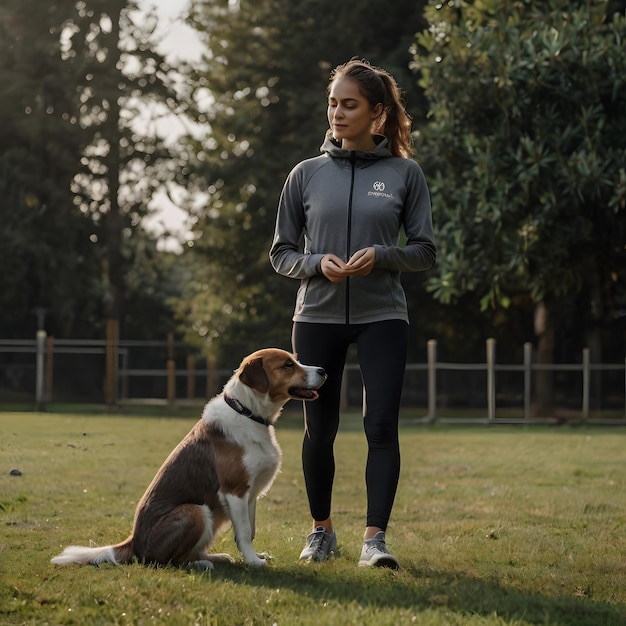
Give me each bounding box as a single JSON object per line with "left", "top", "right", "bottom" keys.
{"left": 345, "top": 151, "right": 356, "bottom": 325}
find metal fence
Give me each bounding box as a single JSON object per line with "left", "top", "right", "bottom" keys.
{"left": 0, "top": 335, "right": 624, "bottom": 423}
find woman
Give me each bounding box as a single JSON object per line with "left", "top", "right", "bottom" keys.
{"left": 269, "top": 58, "right": 436, "bottom": 568}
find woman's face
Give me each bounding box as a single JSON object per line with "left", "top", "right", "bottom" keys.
{"left": 327, "top": 77, "right": 382, "bottom": 151}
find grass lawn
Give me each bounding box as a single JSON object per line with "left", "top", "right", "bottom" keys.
{"left": 1, "top": 409, "right": 625, "bottom": 625}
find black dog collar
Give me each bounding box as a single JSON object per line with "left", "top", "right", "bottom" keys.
{"left": 223, "top": 393, "right": 271, "bottom": 427}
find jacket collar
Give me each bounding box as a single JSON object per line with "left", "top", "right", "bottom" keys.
{"left": 320, "top": 133, "right": 392, "bottom": 161}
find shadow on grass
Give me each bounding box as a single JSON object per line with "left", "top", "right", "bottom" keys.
{"left": 207, "top": 561, "right": 626, "bottom": 626}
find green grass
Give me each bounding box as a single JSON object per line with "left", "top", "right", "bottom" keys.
{"left": 1, "top": 410, "right": 625, "bottom": 625}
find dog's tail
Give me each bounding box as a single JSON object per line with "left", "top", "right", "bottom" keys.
{"left": 51, "top": 537, "right": 134, "bottom": 566}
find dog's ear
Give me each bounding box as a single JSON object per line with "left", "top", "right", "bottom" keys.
{"left": 239, "top": 356, "right": 270, "bottom": 394}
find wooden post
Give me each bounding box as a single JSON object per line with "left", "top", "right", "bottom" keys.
{"left": 427, "top": 339, "right": 437, "bottom": 422}
{"left": 46, "top": 335, "right": 54, "bottom": 401}
{"left": 35, "top": 330, "right": 46, "bottom": 410}
{"left": 534, "top": 301, "right": 554, "bottom": 415}
{"left": 582, "top": 347, "right": 590, "bottom": 420}
{"left": 523, "top": 342, "right": 532, "bottom": 422}
{"left": 167, "top": 358, "right": 176, "bottom": 408}
{"left": 187, "top": 354, "right": 195, "bottom": 400}
{"left": 105, "top": 319, "right": 119, "bottom": 406}
{"left": 166, "top": 332, "right": 175, "bottom": 408}
{"left": 206, "top": 355, "right": 217, "bottom": 399}
{"left": 487, "top": 338, "right": 496, "bottom": 421}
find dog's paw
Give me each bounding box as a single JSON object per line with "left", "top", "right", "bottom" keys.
{"left": 244, "top": 554, "right": 269, "bottom": 567}
{"left": 187, "top": 560, "right": 214, "bottom": 572}
{"left": 208, "top": 553, "right": 235, "bottom": 564}
{"left": 256, "top": 552, "right": 272, "bottom": 561}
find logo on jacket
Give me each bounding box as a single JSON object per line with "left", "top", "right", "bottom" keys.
{"left": 368, "top": 181, "right": 393, "bottom": 199}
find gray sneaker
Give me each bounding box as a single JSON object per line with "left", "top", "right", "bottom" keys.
{"left": 358, "top": 531, "right": 399, "bottom": 569}
{"left": 299, "top": 526, "right": 337, "bottom": 562}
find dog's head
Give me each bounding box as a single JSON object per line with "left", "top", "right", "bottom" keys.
{"left": 237, "top": 348, "right": 326, "bottom": 404}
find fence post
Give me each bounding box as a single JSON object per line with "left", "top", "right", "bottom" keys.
{"left": 105, "top": 319, "right": 119, "bottom": 406}
{"left": 206, "top": 355, "right": 217, "bottom": 399}
{"left": 487, "top": 338, "right": 496, "bottom": 421}
{"left": 35, "top": 329, "right": 46, "bottom": 410}
{"left": 523, "top": 342, "right": 532, "bottom": 422}
{"left": 167, "top": 358, "right": 176, "bottom": 408}
{"left": 166, "top": 332, "right": 175, "bottom": 408}
{"left": 582, "top": 347, "right": 590, "bottom": 420}
{"left": 427, "top": 339, "right": 437, "bottom": 422}
{"left": 187, "top": 354, "right": 195, "bottom": 400}
{"left": 46, "top": 335, "right": 54, "bottom": 401}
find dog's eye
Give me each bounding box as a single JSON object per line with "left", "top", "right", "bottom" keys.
{"left": 283, "top": 360, "right": 295, "bottom": 369}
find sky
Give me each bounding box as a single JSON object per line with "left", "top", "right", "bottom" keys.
{"left": 139, "top": 0, "right": 203, "bottom": 62}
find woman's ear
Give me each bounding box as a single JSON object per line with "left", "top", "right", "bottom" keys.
{"left": 371, "top": 102, "right": 384, "bottom": 119}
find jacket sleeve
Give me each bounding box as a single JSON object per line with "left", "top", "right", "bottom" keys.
{"left": 373, "top": 161, "right": 436, "bottom": 272}
{"left": 269, "top": 165, "right": 325, "bottom": 279}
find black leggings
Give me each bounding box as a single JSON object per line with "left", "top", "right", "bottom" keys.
{"left": 292, "top": 319, "right": 408, "bottom": 531}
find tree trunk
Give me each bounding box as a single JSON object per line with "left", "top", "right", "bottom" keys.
{"left": 102, "top": 4, "right": 124, "bottom": 324}
{"left": 101, "top": 2, "right": 124, "bottom": 404}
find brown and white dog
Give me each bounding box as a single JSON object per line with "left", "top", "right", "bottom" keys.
{"left": 51, "top": 348, "right": 326, "bottom": 570}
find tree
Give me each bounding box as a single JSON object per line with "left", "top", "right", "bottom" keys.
{"left": 412, "top": 0, "right": 626, "bottom": 409}
{"left": 175, "top": 0, "right": 428, "bottom": 362}
{"left": 0, "top": 0, "right": 189, "bottom": 342}
{"left": 0, "top": 0, "right": 102, "bottom": 337}
{"left": 64, "top": 0, "right": 184, "bottom": 333}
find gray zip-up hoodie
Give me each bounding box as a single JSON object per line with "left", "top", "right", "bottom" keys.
{"left": 269, "top": 135, "right": 436, "bottom": 325}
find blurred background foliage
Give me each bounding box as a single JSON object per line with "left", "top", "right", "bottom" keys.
{"left": 0, "top": 0, "right": 624, "bottom": 372}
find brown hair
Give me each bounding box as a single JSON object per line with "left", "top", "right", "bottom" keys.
{"left": 327, "top": 58, "right": 413, "bottom": 158}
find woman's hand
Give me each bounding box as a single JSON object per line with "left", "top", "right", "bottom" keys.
{"left": 320, "top": 248, "right": 376, "bottom": 282}
{"left": 345, "top": 247, "right": 375, "bottom": 276}
{"left": 320, "top": 254, "right": 349, "bottom": 283}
